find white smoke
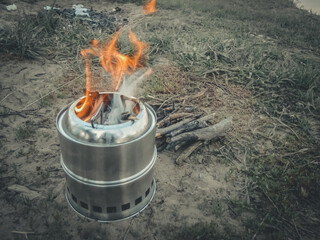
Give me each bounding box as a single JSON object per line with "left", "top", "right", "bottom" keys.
{"left": 118, "top": 68, "right": 152, "bottom": 97}
{"left": 103, "top": 68, "right": 152, "bottom": 125}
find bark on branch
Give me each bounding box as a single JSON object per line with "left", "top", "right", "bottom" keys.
{"left": 168, "top": 116, "right": 233, "bottom": 146}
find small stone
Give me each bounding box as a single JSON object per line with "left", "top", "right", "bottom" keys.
{"left": 113, "top": 7, "right": 121, "bottom": 12}
{"left": 6, "top": 4, "right": 17, "bottom": 11}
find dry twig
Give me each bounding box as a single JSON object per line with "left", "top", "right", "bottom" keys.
{"left": 12, "top": 230, "right": 35, "bottom": 240}
{"left": 123, "top": 218, "right": 134, "bottom": 240}
{"left": 157, "top": 112, "right": 194, "bottom": 128}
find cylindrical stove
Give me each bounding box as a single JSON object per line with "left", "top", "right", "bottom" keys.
{"left": 56, "top": 92, "right": 157, "bottom": 222}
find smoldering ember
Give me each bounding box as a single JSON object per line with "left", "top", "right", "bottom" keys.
{"left": 0, "top": 0, "right": 319, "bottom": 240}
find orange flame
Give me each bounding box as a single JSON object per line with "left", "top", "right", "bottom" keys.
{"left": 143, "top": 0, "right": 156, "bottom": 15}
{"left": 75, "top": 31, "right": 149, "bottom": 121}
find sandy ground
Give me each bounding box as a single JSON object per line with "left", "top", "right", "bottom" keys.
{"left": 0, "top": 1, "right": 256, "bottom": 239}
{"left": 0, "top": 55, "right": 250, "bottom": 240}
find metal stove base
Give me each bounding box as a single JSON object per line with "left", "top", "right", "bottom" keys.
{"left": 65, "top": 180, "right": 156, "bottom": 222}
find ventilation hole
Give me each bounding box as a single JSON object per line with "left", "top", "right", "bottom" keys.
{"left": 67, "top": 187, "right": 70, "bottom": 193}
{"left": 93, "top": 205, "right": 102, "bottom": 213}
{"left": 151, "top": 180, "right": 154, "bottom": 187}
{"left": 80, "top": 201, "right": 88, "bottom": 210}
{"left": 145, "top": 188, "right": 150, "bottom": 197}
{"left": 107, "top": 207, "right": 116, "bottom": 213}
{"left": 135, "top": 196, "right": 142, "bottom": 205}
{"left": 121, "top": 203, "right": 130, "bottom": 211}
{"left": 71, "top": 194, "right": 77, "bottom": 203}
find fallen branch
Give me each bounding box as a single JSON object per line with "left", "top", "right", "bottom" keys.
{"left": 12, "top": 230, "right": 35, "bottom": 240}
{"left": 167, "top": 113, "right": 216, "bottom": 137}
{"left": 158, "top": 96, "right": 175, "bottom": 110}
{"left": 0, "top": 92, "right": 14, "bottom": 105}
{"left": 156, "top": 117, "right": 194, "bottom": 138}
{"left": 157, "top": 112, "right": 194, "bottom": 128}
{"left": 175, "top": 141, "right": 203, "bottom": 165}
{"left": 122, "top": 218, "right": 134, "bottom": 240}
{"left": 168, "top": 117, "right": 233, "bottom": 147}
{"left": 146, "top": 95, "right": 164, "bottom": 102}
{"left": 190, "top": 90, "right": 207, "bottom": 100}
{"left": 8, "top": 184, "right": 41, "bottom": 200}
{"left": 0, "top": 111, "right": 27, "bottom": 118}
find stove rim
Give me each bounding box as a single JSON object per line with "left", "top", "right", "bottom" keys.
{"left": 70, "top": 92, "right": 145, "bottom": 129}
{"left": 56, "top": 101, "right": 157, "bottom": 147}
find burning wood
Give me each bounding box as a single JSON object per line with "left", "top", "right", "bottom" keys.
{"left": 68, "top": 0, "right": 156, "bottom": 125}
{"left": 85, "top": 92, "right": 141, "bottom": 127}
{"left": 143, "top": 0, "right": 156, "bottom": 15}
{"left": 75, "top": 30, "right": 149, "bottom": 122}
{"left": 121, "top": 112, "right": 138, "bottom": 121}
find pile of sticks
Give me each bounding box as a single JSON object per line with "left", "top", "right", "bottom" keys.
{"left": 156, "top": 112, "right": 233, "bottom": 165}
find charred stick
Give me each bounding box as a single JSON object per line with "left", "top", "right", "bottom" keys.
{"left": 121, "top": 112, "right": 131, "bottom": 120}
{"left": 156, "top": 117, "right": 194, "bottom": 138}
{"left": 166, "top": 140, "right": 190, "bottom": 151}
{"left": 157, "top": 118, "right": 170, "bottom": 128}
{"left": 175, "top": 141, "right": 204, "bottom": 165}
{"left": 174, "top": 142, "right": 186, "bottom": 151}
{"left": 168, "top": 121, "right": 208, "bottom": 137}
{"left": 90, "top": 102, "right": 104, "bottom": 128}
{"left": 157, "top": 112, "right": 194, "bottom": 128}
{"left": 167, "top": 113, "right": 216, "bottom": 137}
{"left": 168, "top": 117, "right": 233, "bottom": 146}
{"left": 156, "top": 138, "right": 167, "bottom": 152}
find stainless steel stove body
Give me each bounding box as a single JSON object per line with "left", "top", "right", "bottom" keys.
{"left": 56, "top": 92, "right": 157, "bottom": 221}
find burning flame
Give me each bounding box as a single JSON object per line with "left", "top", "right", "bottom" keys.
{"left": 75, "top": 30, "right": 149, "bottom": 121}
{"left": 143, "top": 0, "right": 156, "bottom": 15}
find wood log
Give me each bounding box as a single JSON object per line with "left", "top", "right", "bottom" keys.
{"left": 157, "top": 112, "right": 194, "bottom": 128}
{"left": 168, "top": 117, "right": 233, "bottom": 146}
{"left": 156, "top": 117, "right": 194, "bottom": 138}
{"left": 167, "top": 113, "right": 216, "bottom": 137}
{"left": 167, "top": 120, "right": 208, "bottom": 137}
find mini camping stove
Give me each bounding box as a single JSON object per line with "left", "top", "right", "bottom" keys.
{"left": 56, "top": 92, "right": 157, "bottom": 222}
